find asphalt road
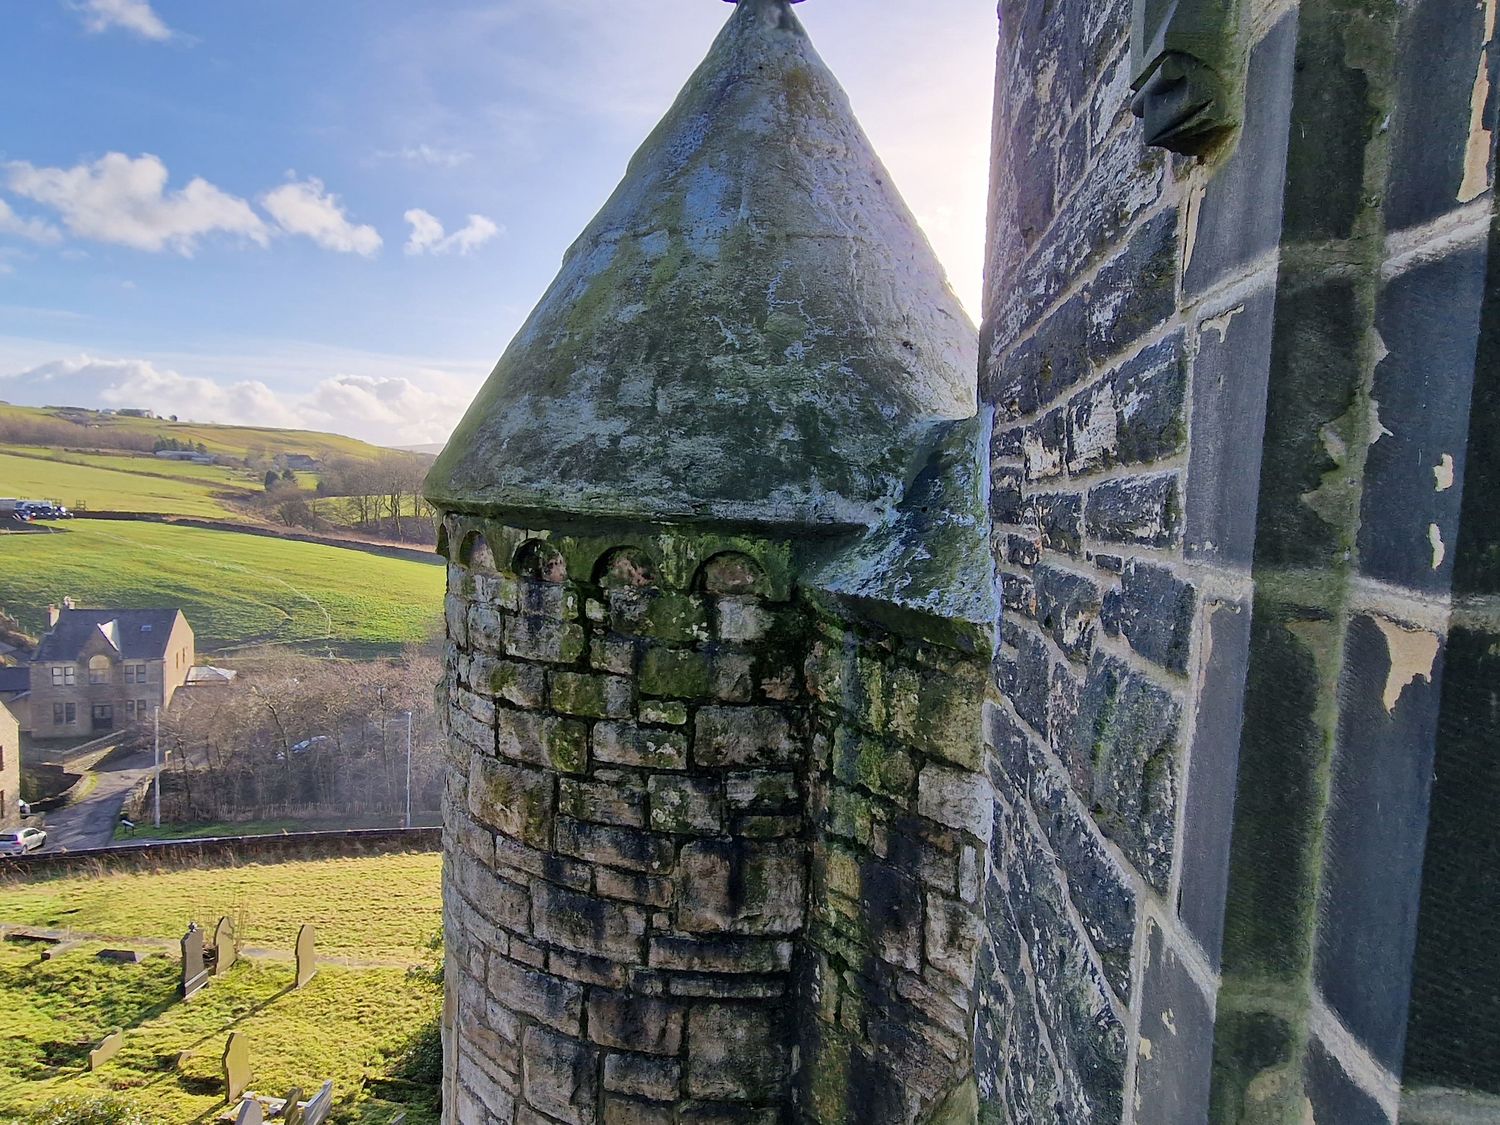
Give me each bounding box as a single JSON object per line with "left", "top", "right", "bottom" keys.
{"left": 40, "top": 750, "right": 156, "bottom": 852}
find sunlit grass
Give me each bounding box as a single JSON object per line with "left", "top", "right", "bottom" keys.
{"left": 0, "top": 521, "right": 443, "bottom": 655}
{"left": 0, "top": 852, "right": 443, "bottom": 960}
{"left": 0, "top": 851, "right": 444, "bottom": 1122}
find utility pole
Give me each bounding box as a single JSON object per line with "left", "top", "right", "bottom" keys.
{"left": 404, "top": 709, "right": 413, "bottom": 828}
{"left": 153, "top": 706, "right": 161, "bottom": 829}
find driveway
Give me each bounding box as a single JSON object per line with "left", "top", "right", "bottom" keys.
{"left": 40, "top": 750, "right": 156, "bottom": 852}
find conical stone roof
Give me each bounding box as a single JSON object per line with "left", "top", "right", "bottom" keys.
{"left": 425, "top": 0, "right": 978, "bottom": 529}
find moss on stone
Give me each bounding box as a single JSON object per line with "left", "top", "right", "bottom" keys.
{"left": 640, "top": 648, "right": 714, "bottom": 699}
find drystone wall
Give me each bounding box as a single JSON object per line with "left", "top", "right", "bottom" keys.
{"left": 437, "top": 518, "right": 991, "bottom": 1125}
{"left": 980, "top": 0, "right": 1499, "bottom": 1119}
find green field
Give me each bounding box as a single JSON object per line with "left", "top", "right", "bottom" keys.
{"left": 0, "top": 521, "right": 443, "bottom": 655}
{"left": 0, "top": 451, "right": 250, "bottom": 519}
{"left": 0, "top": 852, "right": 442, "bottom": 1123}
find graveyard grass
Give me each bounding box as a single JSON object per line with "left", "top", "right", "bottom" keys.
{"left": 0, "top": 521, "right": 444, "bottom": 656}
{"left": 0, "top": 852, "right": 442, "bottom": 959}
{"left": 0, "top": 852, "right": 443, "bottom": 1124}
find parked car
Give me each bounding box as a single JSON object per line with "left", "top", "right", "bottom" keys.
{"left": 0, "top": 827, "right": 47, "bottom": 855}
{"left": 19, "top": 501, "right": 69, "bottom": 520}
{"left": 17, "top": 799, "right": 30, "bottom": 818}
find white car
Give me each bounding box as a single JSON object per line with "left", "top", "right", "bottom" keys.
{"left": 0, "top": 828, "right": 47, "bottom": 856}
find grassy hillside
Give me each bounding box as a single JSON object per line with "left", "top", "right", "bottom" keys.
{"left": 0, "top": 403, "right": 395, "bottom": 462}
{"left": 0, "top": 851, "right": 442, "bottom": 1123}
{"left": 0, "top": 521, "right": 443, "bottom": 655}
{"left": 0, "top": 450, "right": 248, "bottom": 518}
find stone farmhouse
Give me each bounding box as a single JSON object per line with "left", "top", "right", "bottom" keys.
{"left": 425, "top": 0, "right": 1498, "bottom": 1123}
{"left": 0, "top": 700, "right": 19, "bottom": 828}
{"left": 29, "top": 601, "right": 194, "bottom": 740}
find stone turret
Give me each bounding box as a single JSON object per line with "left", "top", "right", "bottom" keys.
{"left": 428, "top": 2, "right": 995, "bottom": 1123}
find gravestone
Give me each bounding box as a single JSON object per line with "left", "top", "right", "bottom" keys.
{"left": 301, "top": 1081, "right": 333, "bottom": 1125}
{"left": 294, "top": 924, "right": 316, "bottom": 990}
{"left": 213, "top": 916, "right": 237, "bottom": 976}
{"left": 234, "top": 1098, "right": 263, "bottom": 1125}
{"left": 181, "top": 923, "right": 209, "bottom": 999}
{"left": 280, "top": 1087, "right": 304, "bottom": 1125}
{"left": 222, "top": 1031, "right": 251, "bottom": 1105}
{"left": 88, "top": 1028, "right": 124, "bottom": 1071}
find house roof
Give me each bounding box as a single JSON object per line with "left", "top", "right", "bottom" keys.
{"left": 424, "top": 0, "right": 977, "bottom": 530}
{"left": 0, "top": 666, "right": 29, "bottom": 694}
{"left": 33, "top": 608, "right": 184, "bottom": 663}
{"left": 185, "top": 665, "right": 237, "bottom": 685}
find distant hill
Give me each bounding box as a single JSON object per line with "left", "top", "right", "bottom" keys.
{"left": 396, "top": 442, "right": 447, "bottom": 455}
{"left": 0, "top": 402, "right": 409, "bottom": 462}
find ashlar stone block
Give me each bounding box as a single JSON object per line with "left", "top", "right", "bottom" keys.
{"left": 685, "top": 1006, "right": 788, "bottom": 1102}
{"left": 523, "top": 1025, "right": 598, "bottom": 1125}
{"left": 679, "top": 840, "right": 806, "bottom": 935}
{"left": 468, "top": 754, "right": 555, "bottom": 849}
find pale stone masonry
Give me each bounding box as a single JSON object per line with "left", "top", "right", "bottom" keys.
{"left": 430, "top": 0, "right": 1500, "bottom": 1121}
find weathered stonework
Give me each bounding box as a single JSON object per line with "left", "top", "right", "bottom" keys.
{"left": 982, "top": 0, "right": 1500, "bottom": 1119}
{"left": 430, "top": 0, "right": 1499, "bottom": 1120}
{"left": 428, "top": 4, "right": 994, "bottom": 1123}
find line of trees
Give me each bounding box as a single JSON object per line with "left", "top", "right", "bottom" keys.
{"left": 150, "top": 648, "right": 444, "bottom": 823}
{"left": 315, "top": 453, "right": 435, "bottom": 544}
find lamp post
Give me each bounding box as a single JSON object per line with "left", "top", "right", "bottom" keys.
{"left": 404, "top": 709, "right": 413, "bottom": 828}
{"left": 153, "top": 706, "right": 161, "bottom": 829}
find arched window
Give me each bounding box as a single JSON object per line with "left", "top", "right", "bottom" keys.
{"left": 88, "top": 655, "right": 112, "bottom": 685}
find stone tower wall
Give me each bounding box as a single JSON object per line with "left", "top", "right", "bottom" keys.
{"left": 439, "top": 519, "right": 810, "bottom": 1124}
{"left": 980, "top": 0, "right": 1499, "bottom": 1120}
{"left": 436, "top": 512, "right": 996, "bottom": 1125}
{"left": 797, "top": 605, "right": 990, "bottom": 1123}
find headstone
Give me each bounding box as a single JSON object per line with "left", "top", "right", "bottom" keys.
{"left": 182, "top": 923, "right": 209, "bottom": 998}
{"left": 222, "top": 1031, "right": 251, "bottom": 1105}
{"left": 301, "top": 1081, "right": 333, "bottom": 1125}
{"left": 280, "top": 1087, "right": 304, "bottom": 1125}
{"left": 88, "top": 1028, "right": 124, "bottom": 1070}
{"left": 294, "top": 924, "right": 316, "bottom": 990}
{"left": 213, "top": 916, "right": 237, "bottom": 976}
{"left": 98, "top": 948, "right": 149, "bottom": 963}
{"left": 235, "top": 1098, "right": 264, "bottom": 1125}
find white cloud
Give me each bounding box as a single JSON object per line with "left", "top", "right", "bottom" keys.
{"left": 376, "top": 144, "right": 473, "bottom": 169}
{"left": 73, "top": 0, "right": 173, "bottom": 41}
{"left": 298, "top": 373, "right": 470, "bottom": 444}
{"left": 403, "top": 209, "right": 501, "bottom": 256}
{"left": 0, "top": 355, "right": 300, "bottom": 428}
{"left": 5, "top": 153, "right": 267, "bottom": 255}
{"left": 0, "top": 199, "right": 62, "bottom": 244}
{"left": 262, "top": 178, "right": 382, "bottom": 257}
{"left": 0, "top": 353, "right": 475, "bottom": 447}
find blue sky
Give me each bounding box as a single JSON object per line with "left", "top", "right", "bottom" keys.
{"left": 0, "top": 0, "right": 997, "bottom": 447}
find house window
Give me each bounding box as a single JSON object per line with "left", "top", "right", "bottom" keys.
{"left": 125, "top": 664, "right": 147, "bottom": 684}
{"left": 88, "top": 655, "right": 111, "bottom": 684}
{"left": 125, "top": 700, "right": 135, "bottom": 718}
{"left": 54, "top": 702, "right": 76, "bottom": 725}
{"left": 51, "top": 665, "right": 76, "bottom": 687}
{"left": 138, "top": 699, "right": 149, "bottom": 717}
